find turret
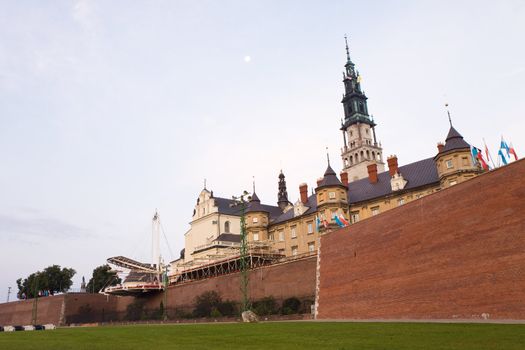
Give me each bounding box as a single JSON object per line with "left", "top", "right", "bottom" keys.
{"left": 434, "top": 125, "right": 481, "bottom": 188}
{"left": 245, "top": 191, "right": 269, "bottom": 242}
{"left": 315, "top": 157, "right": 349, "bottom": 231}
{"left": 277, "top": 170, "right": 292, "bottom": 211}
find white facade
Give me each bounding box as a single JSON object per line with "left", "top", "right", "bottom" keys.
{"left": 180, "top": 189, "right": 241, "bottom": 265}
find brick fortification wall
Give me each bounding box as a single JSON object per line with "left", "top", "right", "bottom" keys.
{"left": 144, "top": 256, "right": 318, "bottom": 314}
{"left": 317, "top": 159, "right": 525, "bottom": 320}
{"left": 0, "top": 293, "right": 133, "bottom": 325}
{"left": 0, "top": 256, "right": 317, "bottom": 325}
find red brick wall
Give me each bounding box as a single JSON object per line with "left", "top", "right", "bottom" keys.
{"left": 0, "top": 295, "right": 65, "bottom": 325}
{"left": 317, "top": 159, "right": 525, "bottom": 320}
{"left": 144, "top": 256, "right": 317, "bottom": 313}
{"left": 0, "top": 257, "right": 316, "bottom": 325}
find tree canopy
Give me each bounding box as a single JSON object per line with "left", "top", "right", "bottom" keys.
{"left": 86, "top": 264, "right": 121, "bottom": 293}
{"left": 16, "top": 265, "right": 76, "bottom": 299}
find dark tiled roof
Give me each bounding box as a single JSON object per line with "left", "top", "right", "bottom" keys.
{"left": 347, "top": 157, "right": 439, "bottom": 204}
{"left": 440, "top": 126, "right": 470, "bottom": 153}
{"left": 316, "top": 164, "right": 344, "bottom": 189}
{"left": 214, "top": 197, "right": 244, "bottom": 216}
{"left": 214, "top": 233, "right": 241, "bottom": 243}
{"left": 271, "top": 194, "right": 318, "bottom": 224}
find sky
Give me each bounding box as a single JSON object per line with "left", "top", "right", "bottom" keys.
{"left": 1, "top": 0, "right": 524, "bottom": 301}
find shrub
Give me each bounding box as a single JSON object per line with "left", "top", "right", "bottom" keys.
{"left": 193, "top": 290, "right": 221, "bottom": 317}
{"left": 281, "top": 297, "right": 301, "bottom": 314}
{"left": 217, "top": 300, "right": 237, "bottom": 316}
{"left": 210, "top": 307, "right": 222, "bottom": 318}
{"left": 253, "top": 296, "right": 278, "bottom": 316}
{"left": 125, "top": 299, "right": 146, "bottom": 321}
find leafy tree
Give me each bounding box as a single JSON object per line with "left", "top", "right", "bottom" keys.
{"left": 16, "top": 265, "right": 76, "bottom": 299}
{"left": 86, "top": 264, "right": 121, "bottom": 293}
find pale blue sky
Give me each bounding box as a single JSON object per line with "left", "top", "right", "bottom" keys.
{"left": 1, "top": 0, "right": 524, "bottom": 300}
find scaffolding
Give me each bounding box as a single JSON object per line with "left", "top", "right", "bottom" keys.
{"left": 170, "top": 244, "right": 284, "bottom": 285}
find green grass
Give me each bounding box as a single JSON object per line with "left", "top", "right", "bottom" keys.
{"left": 1, "top": 322, "right": 524, "bottom": 350}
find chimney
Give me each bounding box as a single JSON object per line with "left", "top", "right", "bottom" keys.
{"left": 367, "top": 164, "right": 378, "bottom": 184}
{"left": 316, "top": 177, "right": 323, "bottom": 187}
{"left": 299, "top": 183, "right": 308, "bottom": 204}
{"left": 387, "top": 155, "right": 398, "bottom": 177}
{"left": 437, "top": 142, "right": 444, "bottom": 153}
{"left": 340, "top": 171, "right": 348, "bottom": 186}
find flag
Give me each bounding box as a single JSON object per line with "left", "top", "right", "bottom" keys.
{"left": 509, "top": 143, "right": 518, "bottom": 161}
{"left": 476, "top": 150, "right": 489, "bottom": 170}
{"left": 471, "top": 146, "right": 479, "bottom": 163}
{"left": 339, "top": 212, "right": 350, "bottom": 227}
{"left": 333, "top": 215, "right": 345, "bottom": 228}
{"left": 321, "top": 214, "right": 329, "bottom": 228}
{"left": 498, "top": 149, "right": 508, "bottom": 165}
{"left": 501, "top": 138, "right": 510, "bottom": 157}
{"left": 315, "top": 215, "right": 321, "bottom": 232}
{"left": 484, "top": 142, "right": 491, "bottom": 163}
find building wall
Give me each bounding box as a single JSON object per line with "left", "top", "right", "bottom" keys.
{"left": 435, "top": 149, "right": 480, "bottom": 188}
{"left": 317, "top": 159, "right": 525, "bottom": 320}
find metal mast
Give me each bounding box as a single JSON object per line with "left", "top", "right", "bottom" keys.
{"left": 232, "top": 191, "right": 251, "bottom": 312}
{"left": 152, "top": 210, "right": 161, "bottom": 272}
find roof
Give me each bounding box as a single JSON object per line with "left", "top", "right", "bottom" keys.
{"left": 214, "top": 233, "right": 241, "bottom": 243}
{"left": 347, "top": 157, "right": 439, "bottom": 204}
{"left": 271, "top": 194, "right": 318, "bottom": 225}
{"left": 316, "top": 164, "right": 344, "bottom": 189}
{"left": 440, "top": 126, "right": 470, "bottom": 154}
{"left": 214, "top": 197, "right": 244, "bottom": 216}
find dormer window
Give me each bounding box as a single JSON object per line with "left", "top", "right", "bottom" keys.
{"left": 446, "top": 160, "right": 453, "bottom": 169}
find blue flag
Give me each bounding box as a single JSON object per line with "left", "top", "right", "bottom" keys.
{"left": 333, "top": 215, "right": 345, "bottom": 228}
{"left": 498, "top": 149, "right": 508, "bottom": 165}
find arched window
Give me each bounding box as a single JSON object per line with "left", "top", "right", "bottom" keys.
{"left": 224, "top": 221, "right": 230, "bottom": 233}
{"left": 349, "top": 155, "right": 353, "bottom": 164}
{"left": 372, "top": 151, "right": 375, "bottom": 160}
{"left": 359, "top": 102, "right": 364, "bottom": 113}
{"left": 360, "top": 151, "right": 364, "bottom": 159}
{"left": 366, "top": 150, "right": 370, "bottom": 159}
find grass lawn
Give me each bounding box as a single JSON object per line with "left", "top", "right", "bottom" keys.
{"left": 1, "top": 321, "right": 524, "bottom": 350}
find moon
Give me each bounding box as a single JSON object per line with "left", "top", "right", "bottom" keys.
{"left": 244, "top": 56, "right": 251, "bottom": 63}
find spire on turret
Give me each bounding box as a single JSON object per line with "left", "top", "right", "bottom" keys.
{"left": 277, "top": 170, "right": 291, "bottom": 210}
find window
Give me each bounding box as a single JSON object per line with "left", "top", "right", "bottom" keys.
{"left": 462, "top": 157, "right": 469, "bottom": 166}
{"left": 291, "top": 226, "right": 297, "bottom": 238}
{"left": 278, "top": 230, "right": 284, "bottom": 241}
{"left": 307, "top": 221, "right": 314, "bottom": 234}
{"left": 446, "top": 160, "right": 453, "bottom": 169}
{"left": 398, "top": 198, "right": 405, "bottom": 206}
{"left": 291, "top": 246, "right": 298, "bottom": 256}
{"left": 359, "top": 102, "right": 364, "bottom": 112}
{"left": 449, "top": 180, "right": 457, "bottom": 186}
{"left": 308, "top": 242, "right": 315, "bottom": 253}
{"left": 253, "top": 217, "right": 258, "bottom": 223}
{"left": 350, "top": 211, "right": 360, "bottom": 223}
{"left": 366, "top": 128, "right": 369, "bottom": 134}
{"left": 371, "top": 206, "right": 380, "bottom": 216}
{"left": 278, "top": 249, "right": 285, "bottom": 255}
{"left": 224, "top": 221, "right": 230, "bottom": 233}
{"left": 328, "top": 191, "right": 336, "bottom": 199}
{"left": 253, "top": 232, "right": 259, "bottom": 241}
{"left": 269, "top": 232, "right": 274, "bottom": 241}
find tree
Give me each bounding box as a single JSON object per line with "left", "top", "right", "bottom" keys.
{"left": 16, "top": 265, "right": 76, "bottom": 299}
{"left": 86, "top": 264, "right": 121, "bottom": 293}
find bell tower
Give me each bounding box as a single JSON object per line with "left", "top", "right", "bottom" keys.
{"left": 340, "top": 36, "right": 385, "bottom": 182}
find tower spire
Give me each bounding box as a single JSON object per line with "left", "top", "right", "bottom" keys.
{"left": 326, "top": 147, "right": 330, "bottom": 166}
{"left": 277, "top": 170, "right": 290, "bottom": 210}
{"left": 344, "top": 34, "right": 351, "bottom": 63}
{"left": 445, "top": 103, "right": 453, "bottom": 127}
